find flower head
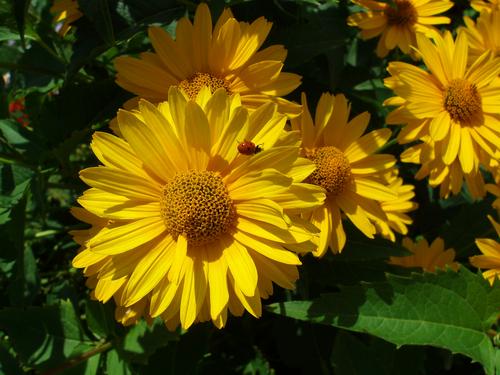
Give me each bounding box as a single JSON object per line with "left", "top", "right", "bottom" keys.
{"left": 291, "top": 92, "right": 401, "bottom": 256}
{"left": 470, "top": 215, "right": 500, "bottom": 285}
{"left": 389, "top": 237, "right": 459, "bottom": 272}
{"left": 347, "top": 0, "right": 453, "bottom": 58}
{"left": 72, "top": 87, "right": 324, "bottom": 330}
{"left": 114, "top": 3, "right": 302, "bottom": 117}
{"left": 50, "top": 0, "right": 82, "bottom": 36}
{"left": 385, "top": 31, "right": 500, "bottom": 198}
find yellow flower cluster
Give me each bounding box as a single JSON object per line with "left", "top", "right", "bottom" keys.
{"left": 67, "top": 3, "right": 420, "bottom": 330}
{"left": 67, "top": 0, "right": 500, "bottom": 331}
{"left": 348, "top": 0, "right": 500, "bottom": 284}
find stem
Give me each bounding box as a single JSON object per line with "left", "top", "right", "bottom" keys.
{"left": 41, "top": 341, "right": 113, "bottom": 375}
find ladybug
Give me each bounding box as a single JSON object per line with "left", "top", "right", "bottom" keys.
{"left": 237, "top": 140, "right": 263, "bottom": 155}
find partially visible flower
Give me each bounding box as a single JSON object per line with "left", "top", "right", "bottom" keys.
{"left": 50, "top": 0, "right": 83, "bottom": 36}
{"left": 114, "top": 3, "right": 302, "bottom": 117}
{"left": 385, "top": 31, "right": 500, "bottom": 198}
{"left": 8, "top": 98, "right": 29, "bottom": 127}
{"left": 291, "top": 92, "right": 399, "bottom": 256}
{"left": 72, "top": 87, "right": 324, "bottom": 330}
{"left": 461, "top": 10, "right": 500, "bottom": 60}
{"left": 471, "top": 0, "right": 500, "bottom": 13}
{"left": 486, "top": 183, "right": 500, "bottom": 210}
{"left": 389, "top": 237, "right": 460, "bottom": 272}
{"left": 400, "top": 138, "right": 487, "bottom": 199}
{"left": 470, "top": 215, "right": 500, "bottom": 285}
{"left": 374, "top": 173, "right": 418, "bottom": 241}
{"left": 347, "top": 0, "right": 453, "bottom": 58}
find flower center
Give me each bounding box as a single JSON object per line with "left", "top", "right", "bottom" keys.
{"left": 443, "top": 79, "right": 483, "bottom": 125}
{"left": 178, "top": 72, "right": 230, "bottom": 100}
{"left": 306, "top": 146, "right": 352, "bottom": 196}
{"left": 386, "top": 0, "right": 418, "bottom": 26}
{"left": 160, "top": 171, "right": 235, "bottom": 246}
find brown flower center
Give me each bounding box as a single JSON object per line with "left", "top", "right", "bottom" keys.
{"left": 178, "top": 72, "right": 230, "bottom": 100}
{"left": 306, "top": 146, "right": 352, "bottom": 196}
{"left": 160, "top": 171, "right": 235, "bottom": 246}
{"left": 444, "top": 79, "right": 483, "bottom": 125}
{"left": 386, "top": 0, "right": 418, "bottom": 27}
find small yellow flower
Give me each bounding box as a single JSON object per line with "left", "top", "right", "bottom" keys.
{"left": 385, "top": 31, "right": 500, "bottom": 198}
{"left": 50, "top": 0, "right": 82, "bottom": 36}
{"left": 291, "top": 92, "right": 402, "bottom": 256}
{"left": 389, "top": 237, "right": 460, "bottom": 272}
{"left": 114, "top": 3, "right": 302, "bottom": 117}
{"left": 470, "top": 215, "right": 500, "bottom": 285}
{"left": 72, "top": 87, "right": 325, "bottom": 330}
{"left": 347, "top": 0, "right": 453, "bottom": 58}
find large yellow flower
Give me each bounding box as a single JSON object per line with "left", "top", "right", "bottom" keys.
{"left": 72, "top": 87, "right": 325, "bottom": 330}
{"left": 461, "top": 10, "right": 500, "bottom": 60}
{"left": 291, "top": 92, "right": 402, "bottom": 256}
{"left": 385, "top": 31, "right": 500, "bottom": 195}
{"left": 347, "top": 0, "right": 453, "bottom": 58}
{"left": 389, "top": 237, "right": 459, "bottom": 272}
{"left": 470, "top": 215, "right": 500, "bottom": 285}
{"left": 50, "top": 0, "right": 82, "bottom": 36}
{"left": 114, "top": 3, "right": 301, "bottom": 117}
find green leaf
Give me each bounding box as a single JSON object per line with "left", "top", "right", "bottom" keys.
{"left": 0, "top": 300, "right": 95, "bottom": 370}
{"left": 7, "top": 245, "right": 39, "bottom": 306}
{"left": 85, "top": 300, "right": 116, "bottom": 340}
{"left": 268, "top": 268, "right": 500, "bottom": 375}
{"left": 0, "top": 343, "right": 23, "bottom": 375}
{"left": 116, "top": 318, "right": 177, "bottom": 364}
{"left": 144, "top": 323, "right": 210, "bottom": 374}
{"left": 12, "top": 0, "right": 31, "bottom": 46}
{"left": 331, "top": 332, "right": 426, "bottom": 375}
{"left": 79, "top": 0, "right": 115, "bottom": 45}
{"left": 106, "top": 349, "right": 133, "bottom": 375}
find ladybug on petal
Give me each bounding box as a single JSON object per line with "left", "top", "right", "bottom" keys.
{"left": 237, "top": 140, "right": 263, "bottom": 155}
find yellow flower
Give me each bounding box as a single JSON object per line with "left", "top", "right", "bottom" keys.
{"left": 471, "top": 0, "right": 500, "bottom": 13}
{"left": 385, "top": 31, "right": 500, "bottom": 195}
{"left": 461, "top": 10, "right": 500, "bottom": 60}
{"left": 389, "top": 237, "right": 460, "bottom": 272}
{"left": 470, "top": 215, "right": 500, "bottom": 285}
{"left": 50, "top": 0, "right": 82, "bottom": 36}
{"left": 347, "top": 0, "right": 453, "bottom": 58}
{"left": 114, "top": 3, "right": 302, "bottom": 117}
{"left": 71, "top": 87, "right": 325, "bottom": 330}
{"left": 374, "top": 173, "right": 418, "bottom": 242}
{"left": 400, "top": 137, "right": 488, "bottom": 198}
{"left": 291, "top": 92, "right": 399, "bottom": 256}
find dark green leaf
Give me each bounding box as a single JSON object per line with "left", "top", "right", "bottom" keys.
{"left": 85, "top": 300, "right": 116, "bottom": 340}
{"left": 116, "top": 318, "right": 177, "bottom": 364}
{"left": 0, "top": 300, "right": 95, "bottom": 370}
{"left": 106, "top": 349, "right": 133, "bottom": 375}
{"left": 12, "top": 0, "right": 31, "bottom": 46}
{"left": 268, "top": 268, "right": 500, "bottom": 375}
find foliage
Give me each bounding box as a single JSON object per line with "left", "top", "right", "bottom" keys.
{"left": 0, "top": 0, "right": 498, "bottom": 374}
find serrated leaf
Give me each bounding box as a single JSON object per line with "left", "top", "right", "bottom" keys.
{"left": 268, "top": 268, "right": 500, "bottom": 375}
{"left": 0, "top": 300, "right": 95, "bottom": 370}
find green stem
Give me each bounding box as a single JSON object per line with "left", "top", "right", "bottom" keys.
{"left": 41, "top": 341, "right": 113, "bottom": 375}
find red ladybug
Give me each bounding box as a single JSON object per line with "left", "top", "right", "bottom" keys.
{"left": 237, "top": 140, "right": 262, "bottom": 155}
